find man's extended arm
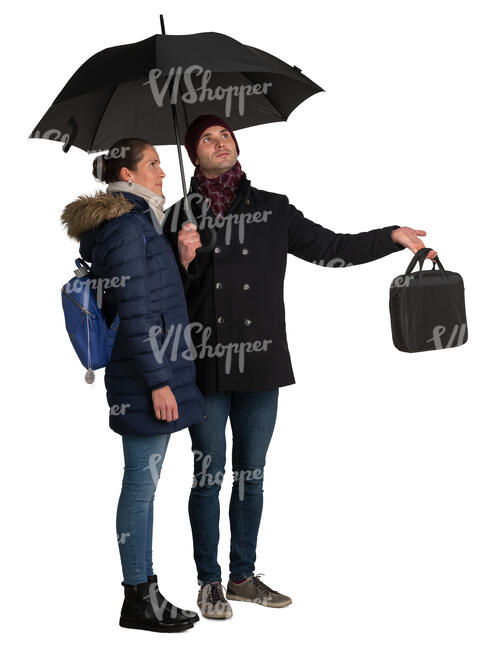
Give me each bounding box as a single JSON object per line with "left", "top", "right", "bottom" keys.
{"left": 286, "top": 197, "right": 405, "bottom": 267}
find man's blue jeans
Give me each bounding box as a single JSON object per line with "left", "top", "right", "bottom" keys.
{"left": 188, "top": 389, "right": 279, "bottom": 585}
{"left": 116, "top": 433, "right": 170, "bottom": 585}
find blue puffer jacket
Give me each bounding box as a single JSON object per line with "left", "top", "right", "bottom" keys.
{"left": 61, "top": 189, "right": 206, "bottom": 436}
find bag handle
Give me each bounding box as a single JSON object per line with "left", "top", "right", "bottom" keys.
{"left": 405, "top": 247, "right": 431, "bottom": 274}
{"left": 405, "top": 248, "right": 448, "bottom": 280}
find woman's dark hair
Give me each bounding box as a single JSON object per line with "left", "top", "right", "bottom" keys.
{"left": 92, "top": 138, "right": 152, "bottom": 183}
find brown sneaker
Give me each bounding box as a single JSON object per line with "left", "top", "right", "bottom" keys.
{"left": 226, "top": 574, "right": 292, "bottom": 608}
{"left": 197, "top": 582, "right": 233, "bottom": 619}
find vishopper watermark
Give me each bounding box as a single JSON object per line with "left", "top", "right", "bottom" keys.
{"left": 200, "top": 208, "right": 271, "bottom": 246}
{"left": 192, "top": 450, "right": 264, "bottom": 502}
{"left": 143, "top": 322, "right": 273, "bottom": 375}
{"left": 92, "top": 145, "right": 132, "bottom": 181}
{"left": 427, "top": 323, "right": 467, "bottom": 349}
{"left": 31, "top": 130, "right": 131, "bottom": 168}
{"left": 117, "top": 532, "right": 130, "bottom": 545}
{"left": 147, "top": 582, "right": 196, "bottom": 621}
{"left": 145, "top": 453, "right": 164, "bottom": 489}
{"left": 311, "top": 258, "right": 354, "bottom": 268}
{"left": 31, "top": 128, "right": 70, "bottom": 145}
{"left": 144, "top": 65, "right": 272, "bottom": 117}
{"left": 164, "top": 193, "right": 272, "bottom": 244}
{"left": 390, "top": 275, "right": 415, "bottom": 288}
{"left": 65, "top": 275, "right": 131, "bottom": 309}
{"left": 110, "top": 403, "right": 131, "bottom": 416}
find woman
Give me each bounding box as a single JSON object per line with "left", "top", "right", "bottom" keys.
{"left": 61, "top": 138, "right": 205, "bottom": 633}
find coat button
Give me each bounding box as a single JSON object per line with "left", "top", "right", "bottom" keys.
{"left": 242, "top": 248, "right": 249, "bottom": 255}
{"left": 217, "top": 316, "right": 224, "bottom": 324}
{"left": 214, "top": 246, "right": 221, "bottom": 254}
{"left": 216, "top": 282, "right": 223, "bottom": 289}
{"left": 243, "top": 283, "right": 250, "bottom": 290}
{"left": 244, "top": 318, "right": 252, "bottom": 326}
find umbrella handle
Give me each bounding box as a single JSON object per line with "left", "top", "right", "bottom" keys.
{"left": 181, "top": 218, "right": 217, "bottom": 254}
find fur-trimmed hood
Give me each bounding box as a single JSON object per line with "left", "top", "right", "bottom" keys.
{"left": 61, "top": 191, "right": 135, "bottom": 242}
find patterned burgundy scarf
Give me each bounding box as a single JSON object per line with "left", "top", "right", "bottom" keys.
{"left": 194, "top": 161, "right": 244, "bottom": 221}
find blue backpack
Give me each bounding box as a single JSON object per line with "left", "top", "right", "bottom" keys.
{"left": 61, "top": 258, "right": 120, "bottom": 383}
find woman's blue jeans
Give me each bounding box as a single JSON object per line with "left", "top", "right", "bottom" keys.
{"left": 116, "top": 433, "right": 171, "bottom": 585}
{"left": 188, "top": 389, "right": 279, "bottom": 586}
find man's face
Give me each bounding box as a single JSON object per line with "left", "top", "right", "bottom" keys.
{"left": 195, "top": 125, "right": 238, "bottom": 178}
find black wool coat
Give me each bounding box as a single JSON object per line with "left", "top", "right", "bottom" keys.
{"left": 162, "top": 173, "right": 405, "bottom": 395}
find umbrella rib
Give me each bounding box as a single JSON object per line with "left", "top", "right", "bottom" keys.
{"left": 89, "top": 85, "right": 119, "bottom": 152}
{"left": 240, "top": 71, "right": 287, "bottom": 121}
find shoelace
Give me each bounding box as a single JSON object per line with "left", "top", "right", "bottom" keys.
{"left": 207, "top": 582, "right": 226, "bottom": 604}
{"left": 251, "top": 573, "right": 279, "bottom": 595}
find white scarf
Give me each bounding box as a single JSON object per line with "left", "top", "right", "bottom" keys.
{"left": 106, "top": 181, "right": 166, "bottom": 233}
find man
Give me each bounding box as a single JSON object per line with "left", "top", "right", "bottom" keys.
{"left": 162, "top": 114, "right": 437, "bottom": 618}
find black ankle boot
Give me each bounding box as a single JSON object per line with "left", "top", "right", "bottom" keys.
{"left": 147, "top": 574, "right": 200, "bottom": 623}
{"left": 119, "top": 580, "right": 194, "bottom": 633}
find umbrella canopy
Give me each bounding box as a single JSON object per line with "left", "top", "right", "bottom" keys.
{"left": 30, "top": 31, "right": 324, "bottom": 153}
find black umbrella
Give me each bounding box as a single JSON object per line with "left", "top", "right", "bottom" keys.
{"left": 30, "top": 16, "right": 324, "bottom": 217}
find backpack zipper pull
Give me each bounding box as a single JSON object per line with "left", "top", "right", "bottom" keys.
{"left": 84, "top": 312, "right": 95, "bottom": 384}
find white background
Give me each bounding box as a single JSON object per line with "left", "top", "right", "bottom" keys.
{"left": 2, "top": 1, "right": 491, "bottom": 648}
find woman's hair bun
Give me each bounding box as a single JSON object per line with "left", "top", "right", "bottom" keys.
{"left": 91, "top": 138, "right": 151, "bottom": 184}
{"left": 92, "top": 154, "right": 108, "bottom": 182}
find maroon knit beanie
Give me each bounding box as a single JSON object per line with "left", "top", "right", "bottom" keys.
{"left": 184, "top": 114, "right": 240, "bottom": 166}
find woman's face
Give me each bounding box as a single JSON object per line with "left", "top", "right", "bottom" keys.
{"left": 120, "top": 146, "right": 166, "bottom": 196}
